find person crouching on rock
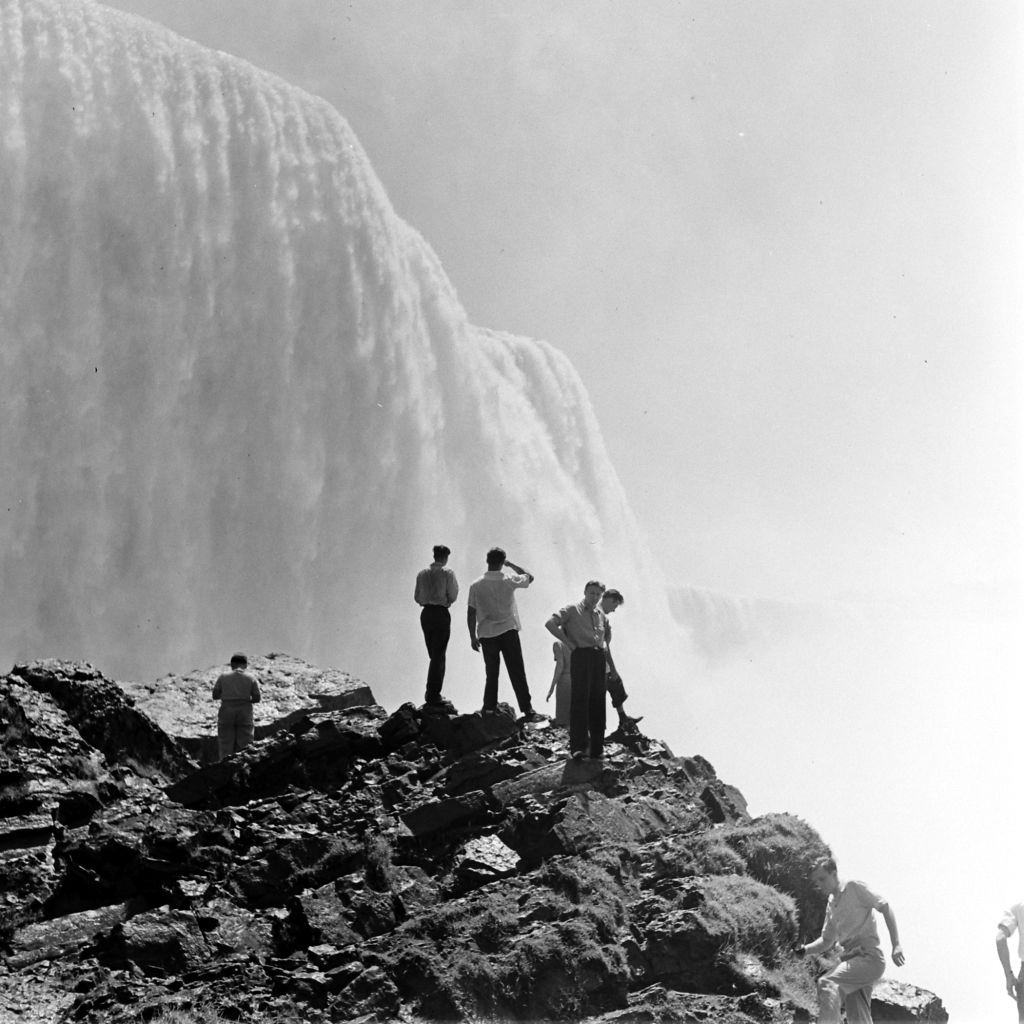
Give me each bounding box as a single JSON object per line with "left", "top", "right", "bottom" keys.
{"left": 212, "top": 652, "right": 262, "bottom": 759}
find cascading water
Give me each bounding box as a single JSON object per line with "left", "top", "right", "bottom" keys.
{"left": 0, "top": 0, "right": 680, "bottom": 697}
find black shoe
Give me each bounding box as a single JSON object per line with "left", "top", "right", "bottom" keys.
{"left": 480, "top": 707, "right": 498, "bottom": 717}
{"left": 522, "top": 711, "right": 547, "bottom": 723}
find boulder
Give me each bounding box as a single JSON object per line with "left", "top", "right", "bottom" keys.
{"left": 446, "top": 704, "right": 519, "bottom": 756}
{"left": 872, "top": 978, "right": 950, "bottom": 1022}
{"left": 164, "top": 707, "right": 386, "bottom": 808}
{"left": 400, "top": 790, "right": 492, "bottom": 838}
{"left": 9, "top": 660, "right": 195, "bottom": 782}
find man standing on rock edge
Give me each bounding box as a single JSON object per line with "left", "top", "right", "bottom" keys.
{"left": 995, "top": 897, "right": 1024, "bottom": 1021}
{"left": 212, "top": 652, "right": 262, "bottom": 760}
{"left": 467, "top": 547, "right": 544, "bottom": 722}
{"left": 546, "top": 580, "right": 611, "bottom": 761}
{"left": 414, "top": 544, "right": 459, "bottom": 706}
{"left": 797, "top": 856, "right": 905, "bottom": 1024}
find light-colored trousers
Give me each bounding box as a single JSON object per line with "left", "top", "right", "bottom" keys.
{"left": 816, "top": 952, "right": 885, "bottom": 1024}
{"left": 217, "top": 700, "right": 255, "bottom": 759}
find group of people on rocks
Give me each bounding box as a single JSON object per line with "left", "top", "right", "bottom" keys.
{"left": 413, "top": 544, "right": 914, "bottom": 1024}
{"left": 414, "top": 543, "right": 639, "bottom": 761}
{"left": 205, "top": 545, "right": 1024, "bottom": 1024}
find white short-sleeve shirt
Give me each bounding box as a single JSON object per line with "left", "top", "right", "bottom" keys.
{"left": 997, "top": 902, "right": 1024, "bottom": 959}
{"left": 467, "top": 570, "right": 531, "bottom": 638}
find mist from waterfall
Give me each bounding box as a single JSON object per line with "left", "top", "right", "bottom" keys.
{"left": 0, "top": 0, "right": 679, "bottom": 697}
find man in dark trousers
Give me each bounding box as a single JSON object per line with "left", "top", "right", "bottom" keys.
{"left": 546, "top": 580, "right": 611, "bottom": 760}
{"left": 466, "top": 547, "right": 544, "bottom": 721}
{"left": 599, "top": 587, "right": 642, "bottom": 730}
{"left": 212, "top": 652, "right": 262, "bottom": 759}
{"left": 414, "top": 544, "right": 459, "bottom": 706}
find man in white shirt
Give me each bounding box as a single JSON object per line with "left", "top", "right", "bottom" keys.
{"left": 797, "top": 857, "right": 905, "bottom": 1024}
{"left": 996, "top": 899, "right": 1024, "bottom": 1021}
{"left": 466, "top": 547, "right": 543, "bottom": 721}
{"left": 414, "top": 544, "right": 459, "bottom": 706}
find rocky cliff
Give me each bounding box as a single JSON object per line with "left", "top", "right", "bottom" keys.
{"left": 0, "top": 658, "right": 947, "bottom": 1024}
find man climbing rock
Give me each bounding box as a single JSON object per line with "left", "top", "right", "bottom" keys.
{"left": 797, "top": 856, "right": 905, "bottom": 1024}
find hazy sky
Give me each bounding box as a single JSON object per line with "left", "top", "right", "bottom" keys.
{"left": 88, "top": 3, "right": 1023, "bottom": 1020}
{"left": 102, "top": 0, "right": 1022, "bottom": 606}
{"left": 97, "top": 0, "right": 1024, "bottom": 602}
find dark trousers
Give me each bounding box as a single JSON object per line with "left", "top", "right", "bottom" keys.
{"left": 569, "top": 646, "right": 607, "bottom": 757}
{"left": 606, "top": 674, "right": 628, "bottom": 709}
{"left": 217, "top": 701, "right": 254, "bottom": 760}
{"left": 480, "top": 629, "right": 533, "bottom": 713}
{"left": 420, "top": 605, "right": 451, "bottom": 701}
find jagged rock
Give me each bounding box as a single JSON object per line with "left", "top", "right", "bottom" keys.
{"left": 453, "top": 834, "right": 521, "bottom": 890}
{"left": 5, "top": 903, "right": 128, "bottom": 969}
{"left": 446, "top": 703, "right": 519, "bottom": 756}
{"left": 9, "top": 660, "right": 195, "bottom": 782}
{"left": 581, "top": 984, "right": 784, "bottom": 1023}
{"left": 871, "top": 978, "right": 950, "bottom": 1022}
{"left": 96, "top": 907, "right": 209, "bottom": 973}
{"left": 438, "top": 749, "right": 525, "bottom": 796}
{"left": 400, "top": 790, "right": 492, "bottom": 837}
{"left": 164, "top": 707, "right": 386, "bottom": 808}
{"left": 192, "top": 897, "right": 275, "bottom": 958}
{"left": 554, "top": 789, "right": 696, "bottom": 853}
{"left": 332, "top": 964, "right": 401, "bottom": 1018}
{"left": 119, "top": 652, "right": 377, "bottom": 762}
{"left": 378, "top": 702, "right": 420, "bottom": 748}
{"left": 389, "top": 863, "right": 442, "bottom": 917}
{"left": 700, "top": 781, "right": 749, "bottom": 823}
{"left": 638, "top": 874, "right": 797, "bottom": 993}
{"left": 0, "top": 653, "right": 948, "bottom": 1024}
{"left": 418, "top": 701, "right": 459, "bottom": 747}
{"left": 276, "top": 888, "right": 362, "bottom": 953}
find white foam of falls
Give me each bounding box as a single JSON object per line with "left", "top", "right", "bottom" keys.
{"left": 668, "top": 585, "right": 861, "bottom": 662}
{"left": 0, "top": 0, "right": 679, "bottom": 697}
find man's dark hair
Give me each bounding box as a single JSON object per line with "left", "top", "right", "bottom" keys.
{"left": 585, "top": 580, "right": 606, "bottom": 592}
{"left": 230, "top": 652, "right": 248, "bottom": 669}
{"left": 603, "top": 588, "right": 624, "bottom": 605}
{"left": 812, "top": 856, "right": 837, "bottom": 875}
{"left": 433, "top": 545, "right": 451, "bottom": 561}
{"left": 486, "top": 547, "right": 506, "bottom": 569}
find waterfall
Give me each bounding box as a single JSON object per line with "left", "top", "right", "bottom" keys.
{"left": 0, "top": 0, "right": 678, "bottom": 697}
